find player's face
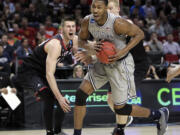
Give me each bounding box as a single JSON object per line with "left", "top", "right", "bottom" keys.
{"left": 62, "top": 21, "right": 76, "bottom": 40}
{"left": 91, "top": 0, "right": 107, "bottom": 22}
{"left": 107, "top": 2, "right": 119, "bottom": 15}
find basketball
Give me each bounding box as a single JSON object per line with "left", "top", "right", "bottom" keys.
{"left": 96, "top": 41, "right": 116, "bottom": 64}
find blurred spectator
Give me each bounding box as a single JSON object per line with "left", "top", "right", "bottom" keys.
{"left": 132, "top": 17, "right": 150, "bottom": 41}
{"left": 12, "top": 23, "right": 22, "bottom": 41}
{"left": 0, "top": 43, "right": 11, "bottom": 74}
{"left": 24, "top": 3, "right": 43, "bottom": 26}
{"left": 45, "top": 16, "right": 58, "bottom": 39}
{"left": 149, "top": 18, "right": 165, "bottom": 37}
{"left": 0, "top": 19, "right": 7, "bottom": 37}
{"left": 145, "top": 12, "right": 156, "bottom": 27}
{"left": 47, "top": 0, "right": 64, "bottom": 23}
{"left": 16, "top": 38, "right": 32, "bottom": 60}
{"left": 69, "top": 64, "right": 85, "bottom": 79}
{"left": 18, "top": 17, "right": 36, "bottom": 49}
{"left": 169, "top": 9, "right": 180, "bottom": 29}
{"left": 74, "top": 5, "right": 83, "bottom": 32}
{"left": 144, "top": 32, "right": 163, "bottom": 53}
{"left": 156, "top": 0, "right": 174, "bottom": 16}
{"left": 33, "top": 0, "right": 47, "bottom": 23}
{"left": 1, "top": 34, "right": 14, "bottom": 63}
{"left": 14, "top": 3, "right": 23, "bottom": 16}
{"left": 79, "top": 0, "right": 90, "bottom": 17}
{"left": 130, "top": 0, "right": 145, "bottom": 19}
{"left": 7, "top": 28, "right": 20, "bottom": 50}
{"left": 36, "top": 24, "right": 46, "bottom": 45}
{"left": 142, "top": 0, "right": 156, "bottom": 19}
{"left": 12, "top": 13, "right": 21, "bottom": 25}
{"left": 163, "top": 33, "right": 180, "bottom": 55}
{"left": 163, "top": 33, "right": 180, "bottom": 63}
{"left": 0, "top": 72, "right": 17, "bottom": 127}
{"left": 3, "top": 0, "right": 15, "bottom": 13}
{"left": 158, "top": 10, "right": 173, "bottom": 35}
{"left": 145, "top": 65, "right": 159, "bottom": 80}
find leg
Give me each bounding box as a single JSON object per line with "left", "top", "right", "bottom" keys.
{"left": 114, "top": 104, "right": 169, "bottom": 135}
{"left": 107, "top": 93, "right": 128, "bottom": 135}
{"left": 74, "top": 80, "right": 94, "bottom": 135}
{"left": 54, "top": 101, "right": 66, "bottom": 134}
{"left": 39, "top": 89, "right": 55, "bottom": 135}
{"left": 107, "top": 93, "right": 128, "bottom": 124}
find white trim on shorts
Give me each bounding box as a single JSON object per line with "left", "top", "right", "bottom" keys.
{"left": 122, "top": 59, "right": 131, "bottom": 97}
{"left": 113, "top": 58, "right": 136, "bottom": 105}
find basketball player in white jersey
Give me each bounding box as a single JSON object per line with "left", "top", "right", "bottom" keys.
{"left": 73, "top": 0, "right": 169, "bottom": 135}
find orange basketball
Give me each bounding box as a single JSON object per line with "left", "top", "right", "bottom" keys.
{"left": 96, "top": 41, "right": 116, "bottom": 64}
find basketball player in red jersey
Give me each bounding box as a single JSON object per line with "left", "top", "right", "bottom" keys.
{"left": 12, "top": 17, "right": 77, "bottom": 135}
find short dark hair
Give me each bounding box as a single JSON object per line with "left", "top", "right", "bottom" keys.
{"left": 61, "top": 16, "right": 76, "bottom": 27}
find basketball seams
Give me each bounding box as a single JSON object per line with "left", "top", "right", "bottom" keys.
{"left": 96, "top": 41, "right": 116, "bottom": 64}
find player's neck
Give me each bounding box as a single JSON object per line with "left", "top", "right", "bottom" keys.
{"left": 96, "top": 12, "right": 108, "bottom": 26}
{"left": 62, "top": 34, "right": 70, "bottom": 46}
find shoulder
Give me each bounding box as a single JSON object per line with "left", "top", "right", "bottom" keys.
{"left": 45, "top": 38, "right": 61, "bottom": 52}
{"left": 114, "top": 17, "right": 131, "bottom": 27}
{"left": 173, "top": 42, "right": 179, "bottom": 46}
{"left": 163, "top": 42, "right": 168, "bottom": 46}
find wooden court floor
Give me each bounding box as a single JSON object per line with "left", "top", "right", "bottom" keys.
{"left": 0, "top": 125, "right": 179, "bottom": 135}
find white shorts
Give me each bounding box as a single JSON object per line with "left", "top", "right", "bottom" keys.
{"left": 84, "top": 53, "right": 136, "bottom": 105}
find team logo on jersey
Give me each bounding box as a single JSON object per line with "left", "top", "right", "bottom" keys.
{"left": 90, "top": 19, "right": 95, "bottom": 23}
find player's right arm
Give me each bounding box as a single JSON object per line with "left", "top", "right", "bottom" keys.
{"left": 45, "top": 39, "right": 71, "bottom": 112}
{"left": 78, "top": 16, "right": 101, "bottom": 55}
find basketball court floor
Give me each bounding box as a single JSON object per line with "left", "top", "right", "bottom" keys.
{"left": 0, "top": 125, "right": 179, "bottom": 135}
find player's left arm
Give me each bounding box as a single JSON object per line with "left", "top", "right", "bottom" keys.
{"left": 109, "top": 18, "right": 144, "bottom": 62}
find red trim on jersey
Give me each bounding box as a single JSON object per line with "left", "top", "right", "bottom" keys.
{"left": 59, "top": 34, "right": 67, "bottom": 51}
{"left": 39, "top": 86, "right": 48, "bottom": 92}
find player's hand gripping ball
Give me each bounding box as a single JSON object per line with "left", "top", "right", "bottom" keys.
{"left": 96, "top": 41, "right": 116, "bottom": 64}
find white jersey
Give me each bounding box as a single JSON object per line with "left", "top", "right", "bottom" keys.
{"left": 85, "top": 12, "right": 136, "bottom": 105}
{"left": 88, "top": 12, "right": 126, "bottom": 50}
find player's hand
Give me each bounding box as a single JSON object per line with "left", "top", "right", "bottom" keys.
{"left": 94, "top": 40, "right": 104, "bottom": 52}
{"left": 58, "top": 97, "right": 71, "bottom": 113}
{"left": 166, "top": 65, "right": 180, "bottom": 83}
{"left": 11, "top": 88, "right": 17, "bottom": 94}
{"left": 0, "top": 88, "right": 8, "bottom": 94}
{"left": 75, "top": 51, "right": 93, "bottom": 65}
{"left": 108, "top": 48, "right": 128, "bottom": 63}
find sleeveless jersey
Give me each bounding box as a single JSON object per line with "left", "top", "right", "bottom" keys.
{"left": 23, "top": 34, "right": 73, "bottom": 75}
{"left": 88, "top": 12, "right": 126, "bottom": 50}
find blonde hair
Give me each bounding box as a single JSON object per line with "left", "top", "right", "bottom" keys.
{"left": 108, "top": 0, "right": 119, "bottom": 7}
{"left": 73, "top": 65, "right": 84, "bottom": 78}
